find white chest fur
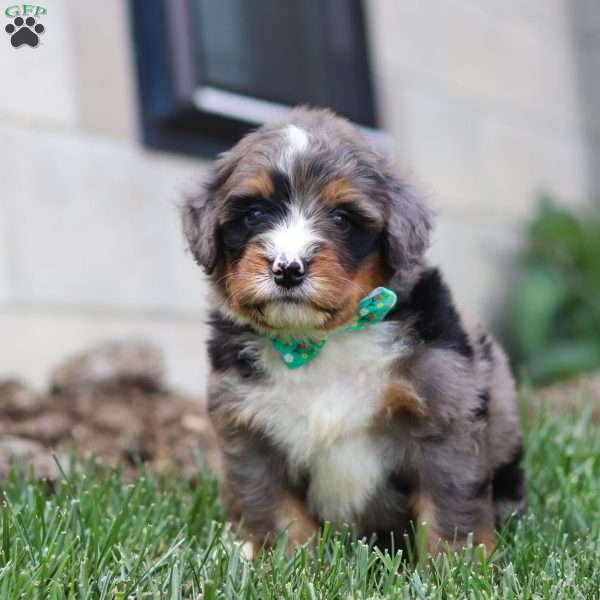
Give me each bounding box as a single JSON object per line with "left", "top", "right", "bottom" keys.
{"left": 234, "top": 323, "right": 408, "bottom": 524}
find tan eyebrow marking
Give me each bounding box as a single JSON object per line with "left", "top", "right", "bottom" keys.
{"left": 321, "top": 178, "right": 359, "bottom": 206}
{"left": 237, "top": 168, "right": 274, "bottom": 198}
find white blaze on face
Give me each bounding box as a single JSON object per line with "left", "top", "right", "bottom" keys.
{"left": 269, "top": 124, "right": 314, "bottom": 266}
{"left": 262, "top": 205, "right": 321, "bottom": 268}
{"left": 260, "top": 206, "right": 324, "bottom": 328}
{"left": 278, "top": 124, "right": 310, "bottom": 172}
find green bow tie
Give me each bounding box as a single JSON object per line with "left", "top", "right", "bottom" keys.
{"left": 271, "top": 287, "right": 397, "bottom": 369}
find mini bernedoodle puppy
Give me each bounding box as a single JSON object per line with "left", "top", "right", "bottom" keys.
{"left": 182, "top": 107, "right": 525, "bottom": 558}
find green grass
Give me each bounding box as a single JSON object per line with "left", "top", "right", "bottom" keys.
{"left": 1, "top": 403, "right": 599, "bottom": 599}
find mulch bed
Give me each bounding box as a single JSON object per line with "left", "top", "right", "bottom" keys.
{"left": 0, "top": 340, "right": 221, "bottom": 480}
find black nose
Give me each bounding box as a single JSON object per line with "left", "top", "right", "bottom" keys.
{"left": 272, "top": 259, "right": 305, "bottom": 288}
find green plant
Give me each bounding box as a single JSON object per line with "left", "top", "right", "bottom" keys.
{"left": 508, "top": 196, "right": 600, "bottom": 384}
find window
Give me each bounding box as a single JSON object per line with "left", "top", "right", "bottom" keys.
{"left": 130, "top": 0, "right": 377, "bottom": 157}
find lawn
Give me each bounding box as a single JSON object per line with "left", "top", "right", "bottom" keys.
{"left": 1, "top": 399, "right": 599, "bottom": 599}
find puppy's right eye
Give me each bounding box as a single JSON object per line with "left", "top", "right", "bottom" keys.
{"left": 244, "top": 208, "right": 264, "bottom": 228}
{"left": 332, "top": 209, "right": 353, "bottom": 234}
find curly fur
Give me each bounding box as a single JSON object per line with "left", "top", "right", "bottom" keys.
{"left": 182, "top": 107, "right": 524, "bottom": 557}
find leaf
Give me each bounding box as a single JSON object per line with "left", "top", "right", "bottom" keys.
{"left": 508, "top": 196, "right": 600, "bottom": 384}
{"left": 510, "top": 267, "right": 567, "bottom": 357}
{"left": 525, "top": 340, "right": 600, "bottom": 384}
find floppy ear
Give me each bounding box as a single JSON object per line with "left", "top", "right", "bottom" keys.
{"left": 181, "top": 154, "right": 236, "bottom": 275}
{"left": 182, "top": 185, "right": 220, "bottom": 274}
{"left": 383, "top": 172, "right": 433, "bottom": 280}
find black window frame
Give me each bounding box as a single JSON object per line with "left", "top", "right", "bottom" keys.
{"left": 129, "top": 0, "right": 377, "bottom": 158}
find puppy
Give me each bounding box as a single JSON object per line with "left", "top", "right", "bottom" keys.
{"left": 182, "top": 107, "right": 525, "bottom": 557}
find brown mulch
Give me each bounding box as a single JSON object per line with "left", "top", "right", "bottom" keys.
{"left": 0, "top": 339, "right": 221, "bottom": 480}
{"left": 534, "top": 372, "right": 600, "bottom": 421}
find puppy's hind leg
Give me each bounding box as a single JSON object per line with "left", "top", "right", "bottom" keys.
{"left": 492, "top": 443, "right": 526, "bottom": 526}
{"left": 410, "top": 490, "right": 495, "bottom": 559}
{"left": 412, "top": 440, "right": 496, "bottom": 558}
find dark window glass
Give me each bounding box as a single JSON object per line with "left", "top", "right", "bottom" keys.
{"left": 130, "top": 0, "right": 376, "bottom": 157}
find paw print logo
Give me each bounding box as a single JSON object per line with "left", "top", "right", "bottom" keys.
{"left": 5, "top": 16, "right": 45, "bottom": 48}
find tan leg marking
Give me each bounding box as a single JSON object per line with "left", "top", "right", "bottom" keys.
{"left": 382, "top": 381, "right": 427, "bottom": 418}
{"left": 411, "top": 492, "right": 495, "bottom": 556}
{"left": 236, "top": 496, "right": 317, "bottom": 560}
{"left": 277, "top": 493, "right": 319, "bottom": 547}
{"left": 473, "top": 526, "right": 496, "bottom": 554}
{"left": 411, "top": 492, "right": 447, "bottom": 555}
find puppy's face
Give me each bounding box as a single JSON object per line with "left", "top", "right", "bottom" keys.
{"left": 218, "top": 165, "right": 386, "bottom": 332}
{"left": 183, "top": 110, "right": 431, "bottom": 334}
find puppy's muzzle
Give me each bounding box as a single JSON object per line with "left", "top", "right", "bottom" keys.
{"left": 272, "top": 255, "right": 306, "bottom": 289}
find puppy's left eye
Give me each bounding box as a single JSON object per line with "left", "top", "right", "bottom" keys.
{"left": 244, "top": 208, "right": 264, "bottom": 228}
{"left": 332, "top": 209, "right": 352, "bottom": 233}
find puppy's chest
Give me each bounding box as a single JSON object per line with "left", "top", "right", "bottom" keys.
{"left": 236, "top": 325, "right": 406, "bottom": 522}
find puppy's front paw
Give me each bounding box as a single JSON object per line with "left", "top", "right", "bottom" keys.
{"left": 277, "top": 493, "right": 320, "bottom": 550}
{"left": 239, "top": 540, "right": 256, "bottom": 561}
